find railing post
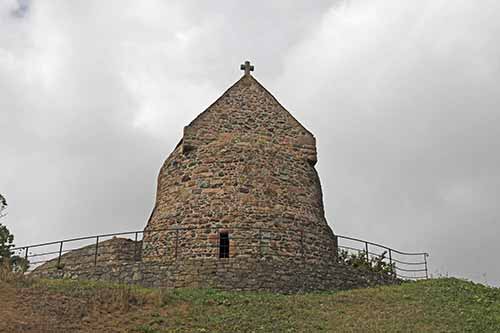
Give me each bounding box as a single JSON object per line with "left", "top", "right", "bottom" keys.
{"left": 424, "top": 253, "right": 428, "bottom": 279}
{"left": 258, "top": 228, "right": 262, "bottom": 258}
{"left": 94, "top": 236, "right": 99, "bottom": 266}
{"left": 24, "top": 247, "right": 29, "bottom": 261}
{"left": 134, "top": 232, "right": 138, "bottom": 261}
{"left": 334, "top": 235, "right": 339, "bottom": 259}
{"left": 57, "top": 241, "right": 63, "bottom": 268}
{"left": 175, "top": 229, "right": 179, "bottom": 260}
{"left": 365, "top": 242, "right": 369, "bottom": 264}
{"left": 388, "top": 248, "right": 393, "bottom": 275}
{"left": 300, "top": 229, "right": 304, "bottom": 258}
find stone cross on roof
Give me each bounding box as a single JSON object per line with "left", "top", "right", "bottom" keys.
{"left": 240, "top": 61, "right": 254, "bottom": 75}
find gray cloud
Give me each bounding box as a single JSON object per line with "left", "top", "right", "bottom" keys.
{"left": 1, "top": 0, "right": 499, "bottom": 285}
{"left": 11, "top": 0, "right": 29, "bottom": 18}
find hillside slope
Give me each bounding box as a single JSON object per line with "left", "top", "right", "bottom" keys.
{"left": 0, "top": 275, "right": 499, "bottom": 332}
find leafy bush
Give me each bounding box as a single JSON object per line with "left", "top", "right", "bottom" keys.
{"left": 337, "top": 249, "right": 396, "bottom": 277}
{"left": 0, "top": 195, "right": 30, "bottom": 272}
{"left": 0, "top": 223, "right": 29, "bottom": 273}
{"left": 0, "top": 223, "right": 14, "bottom": 263}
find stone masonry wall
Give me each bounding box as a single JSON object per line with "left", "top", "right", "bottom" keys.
{"left": 34, "top": 257, "right": 398, "bottom": 293}
{"left": 143, "top": 73, "right": 336, "bottom": 264}
{"left": 34, "top": 238, "right": 142, "bottom": 271}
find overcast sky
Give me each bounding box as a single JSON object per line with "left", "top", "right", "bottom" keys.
{"left": 1, "top": 0, "right": 499, "bottom": 285}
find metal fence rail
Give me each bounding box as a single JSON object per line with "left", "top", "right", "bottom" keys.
{"left": 336, "top": 235, "right": 429, "bottom": 280}
{"left": 11, "top": 227, "right": 429, "bottom": 280}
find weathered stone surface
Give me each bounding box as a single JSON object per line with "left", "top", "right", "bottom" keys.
{"left": 142, "top": 73, "right": 336, "bottom": 264}
{"left": 35, "top": 237, "right": 142, "bottom": 272}
{"left": 34, "top": 257, "right": 397, "bottom": 293}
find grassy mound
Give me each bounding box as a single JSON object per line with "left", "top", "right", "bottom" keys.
{"left": 1, "top": 272, "right": 499, "bottom": 332}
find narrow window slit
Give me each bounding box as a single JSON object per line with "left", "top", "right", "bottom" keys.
{"left": 219, "top": 232, "right": 229, "bottom": 258}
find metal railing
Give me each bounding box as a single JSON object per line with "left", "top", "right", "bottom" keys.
{"left": 336, "top": 235, "right": 429, "bottom": 280}
{"left": 11, "top": 227, "right": 429, "bottom": 280}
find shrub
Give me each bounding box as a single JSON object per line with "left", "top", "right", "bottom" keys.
{"left": 337, "top": 249, "right": 396, "bottom": 278}
{"left": 0, "top": 223, "right": 14, "bottom": 264}
{"left": 0, "top": 223, "right": 29, "bottom": 273}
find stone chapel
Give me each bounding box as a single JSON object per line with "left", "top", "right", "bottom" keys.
{"left": 34, "top": 62, "right": 396, "bottom": 292}
{"left": 142, "top": 61, "right": 338, "bottom": 263}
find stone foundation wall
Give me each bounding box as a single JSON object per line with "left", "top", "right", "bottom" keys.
{"left": 33, "top": 257, "right": 398, "bottom": 293}
{"left": 34, "top": 237, "right": 141, "bottom": 272}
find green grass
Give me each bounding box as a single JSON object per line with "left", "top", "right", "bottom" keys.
{"left": 37, "top": 277, "right": 155, "bottom": 298}
{"left": 33, "top": 278, "right": 500, "bottom": 332}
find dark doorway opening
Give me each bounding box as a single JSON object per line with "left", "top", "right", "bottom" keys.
{"left": 219, "top": 232, "right": 229, "bottom": 258}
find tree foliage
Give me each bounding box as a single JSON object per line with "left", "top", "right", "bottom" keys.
{"left": 0, "top": 223, "right": 14, "bottom": 261}
{"left": 0, "top": 194, "right": 12, "bottom": 262}
{"left": 0, "top": 194, "right": 29, "bottom": 272}
{"left": 0, "top": 193, "right": 6, "bottom": 219}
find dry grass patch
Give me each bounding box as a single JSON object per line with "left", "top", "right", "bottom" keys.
{"left": 1, "top": 274, "right": 500, "bottom": 332}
